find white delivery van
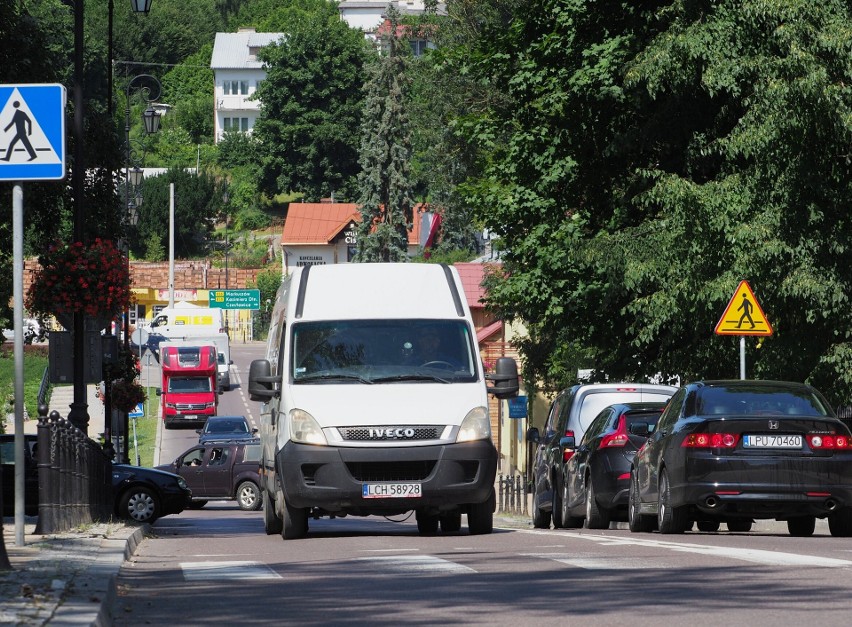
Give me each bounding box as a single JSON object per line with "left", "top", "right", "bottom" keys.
{"left": 248, "top": 263, "right": 519, "bottom": 539}
{"left": 147, "top": 306, "right": 225, "bottom": 338}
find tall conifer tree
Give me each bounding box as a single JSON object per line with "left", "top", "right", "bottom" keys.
{"left": 355, "top": 5, "right": 415, "bottom": 262}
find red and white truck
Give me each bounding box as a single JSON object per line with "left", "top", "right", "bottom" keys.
{"left": 157, "top": 342, "right": 219, "bottom": 429}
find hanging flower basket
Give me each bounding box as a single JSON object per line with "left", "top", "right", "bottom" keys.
{"left": 26, "top": 238, "right": 132, "bottom": 321}
{"left": 109, "top": 379, "right": 147, "bottom": 413}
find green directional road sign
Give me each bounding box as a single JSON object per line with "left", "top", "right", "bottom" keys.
{"left": 209, "top": 289, "right": 261, "bottom": 310}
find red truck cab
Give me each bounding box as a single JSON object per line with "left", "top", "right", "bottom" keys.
{"left": 158, "top": 343, "right": 218, "bottom": 429}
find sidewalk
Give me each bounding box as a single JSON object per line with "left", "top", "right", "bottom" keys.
{"left": 0, "top": 520, "right": 147, "bottom": 626}
{"left": 1, "top": 385, "right": 135, "bottom": 626}
{"left": 4, "top": 384, "right": 104, "bottom": 436}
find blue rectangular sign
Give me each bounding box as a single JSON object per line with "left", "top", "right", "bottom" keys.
{"left": 0, "top": 84, "right": 66, "bottom": 181}
{"left": 508, "top": 396, "right": 528, "bottom": 419}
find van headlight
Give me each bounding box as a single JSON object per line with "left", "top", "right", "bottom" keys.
{"left": 456, "top": 407, "right": 491, "bottom": 442}
{"left": 289, "top": 409, "right": 327, "bottom": 445}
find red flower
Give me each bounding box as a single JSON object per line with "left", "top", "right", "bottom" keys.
{"left": 26, "top": 239, "right": 133, "bottom": 319}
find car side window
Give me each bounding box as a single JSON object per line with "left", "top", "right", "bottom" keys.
{"left": 242, "top": 444, "right": 261, "bottom": 463}
{"left": 544, "top": 397, "right": 562, "bottom": 437}
{"left": 209, "top": 447, "right": 228, "bottom": 466}
{"left": 556, "top": 393, "right": 574, "bottom": 434}
{"left": 582, "top": 409, "right": 612, "bottom": 446}
{"left": 656, "top": 388, "right": 686, "bottom": 433}
{"left": 181, "top": 449, "right": 204, "bottom": 466}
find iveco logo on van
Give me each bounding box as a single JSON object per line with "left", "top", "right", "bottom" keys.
{"left": 368, "top": 427, "right": 416, "bottom": 439}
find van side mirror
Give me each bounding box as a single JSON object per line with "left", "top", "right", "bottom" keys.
{"left": 248, "top": 359, "right": 278, "bottom": 401}
{"left": 155, "top": 388, "right": 162, "bottom": 396}
{"left": 486, "top": 357, "right": 519, "bottom": 399}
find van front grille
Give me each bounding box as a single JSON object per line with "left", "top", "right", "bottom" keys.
{"left": 345, "top": 461, "right": 435, "bottom": 482}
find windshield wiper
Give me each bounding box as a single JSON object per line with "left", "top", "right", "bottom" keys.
{"left": 371, "top": 374, "right": 450, "bottom": 384}
{"left": 295, "top": 373, "right": 373, "bottom": 384}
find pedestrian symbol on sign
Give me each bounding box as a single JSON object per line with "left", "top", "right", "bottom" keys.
{"left": 0, "top": 83, "right": 66, "bottom": 181}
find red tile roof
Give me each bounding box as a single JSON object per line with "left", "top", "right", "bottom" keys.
{"left": 281, "top": 203, "right": 361, "bottom": 244}
{"left": 454, "top": 262, "right": 492, "bottom": 310}
{"left": 282, "top": 203, "right": 427, "bottom": 246}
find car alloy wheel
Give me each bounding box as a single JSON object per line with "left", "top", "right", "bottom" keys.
{"left": 657, "top": 470, "right": 688, "bottom": 534}
{"left": 584, "top": 474, "right": 610, "bottom": 530}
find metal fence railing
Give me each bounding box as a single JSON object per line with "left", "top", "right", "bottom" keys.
{"left": 496, "top": 472, "right": 528, "bottom": 517}
{"left": 34, "top": 404, "right": 113, "bottom": 534}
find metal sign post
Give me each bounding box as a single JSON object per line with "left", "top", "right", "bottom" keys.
{"left": 1, "top": 83, "right": 66, "bottom": 548}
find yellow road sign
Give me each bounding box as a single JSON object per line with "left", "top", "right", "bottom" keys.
{"left": 715, "top": 280, "right": 773, "bottom": 336}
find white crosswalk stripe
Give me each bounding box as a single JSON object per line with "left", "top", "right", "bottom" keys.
{"left": 355, "top": 555, "right": 476, "bottom": 574}
{"left": 181, "top": 561, "right": 282, "bottom": 580}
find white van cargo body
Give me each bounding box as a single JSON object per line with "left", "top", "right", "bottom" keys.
{"left": 146, "top": 306, "right": 225, "bottom": 338}
{"left": 249, "top": 263, "right": 518, "bottom": 540}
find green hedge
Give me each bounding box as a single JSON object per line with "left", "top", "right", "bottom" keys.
{"left": 0, "top": 343, "right": 50, "bottom": 433}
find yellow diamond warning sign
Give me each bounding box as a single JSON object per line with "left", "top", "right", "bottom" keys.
{"left": 715, "top": 280, "right": 773, "bottom": 336}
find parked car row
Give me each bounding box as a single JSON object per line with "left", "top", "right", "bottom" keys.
{"left": 1, "top": 434, "right": 191, "bottom": 523}
{"left": 529, "top": 379, "right": 852, "bottom": 537}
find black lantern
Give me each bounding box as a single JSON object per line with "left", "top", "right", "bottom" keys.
{"left": 130, "top": 0, "right": 153, "bottom": 14}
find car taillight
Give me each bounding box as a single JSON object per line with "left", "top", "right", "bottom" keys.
{"left": 807, "top": 434, "right": 852, "bottom": 449}
{"left": 682, "top": 433, "right": 739, "bottom": 448}
{"left": 600, "top": 415, "right": 629, "bottom": 448}
{"left": 562, "top": 429, "right": 575, "bottom": 462}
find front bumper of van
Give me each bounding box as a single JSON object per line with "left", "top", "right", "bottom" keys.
{"left": 277, "top": 440, "right": 497, "bottom": 514}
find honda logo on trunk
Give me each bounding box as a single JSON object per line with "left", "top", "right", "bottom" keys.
{"left": 768, "top": 420, "right": 779, "bottom": 430}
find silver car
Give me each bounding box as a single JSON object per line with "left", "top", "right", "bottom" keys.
{"left": 527, "top": 382, "right": 678, "bottom": 529}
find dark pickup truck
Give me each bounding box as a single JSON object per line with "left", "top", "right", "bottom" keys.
{"left": 157, "top": 438, "right": 262, "bottom": 511}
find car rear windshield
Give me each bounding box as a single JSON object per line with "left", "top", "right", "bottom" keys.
{"left": 694, "top": 387, "right": 832, "bottom": 417}
{"left": 580, "top": 391, "right": 674, "bottom": 432}
{"left": 625, "top": 410, "right": 663, "bottom": 433}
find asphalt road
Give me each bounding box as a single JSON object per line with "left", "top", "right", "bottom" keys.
{"left": 111, "top": 341, "right": 852, "bottom": 626}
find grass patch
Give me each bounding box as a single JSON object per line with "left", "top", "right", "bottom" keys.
{"left": 0, "top": 343, "right": 50, "bottom": 432}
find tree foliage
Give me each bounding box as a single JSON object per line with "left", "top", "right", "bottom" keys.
{"left": 454, "top": 0, "right": 852, "bottom": 404}
{"left": 354, "top": 6, "right": 415, "bottom": 262}
{"left": 133, "top": 169, "right": 224, "bottom": 259}
{"left": 253, "top": 7, "right": 368, "bottom": 201}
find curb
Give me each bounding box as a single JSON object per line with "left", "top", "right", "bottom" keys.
{"left": 94, "top": 524, "right": 149, "bottom": 627}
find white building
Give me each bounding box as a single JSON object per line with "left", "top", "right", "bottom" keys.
{"left": 338, "top": 1, "right": 444, "bottom": 42}
{"left": 210, "top": 28, "right": 284, "bottom": 143}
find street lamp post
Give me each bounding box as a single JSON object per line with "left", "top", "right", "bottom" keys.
{"left": 120, "top": 73, "right": 161, "bottom": 462}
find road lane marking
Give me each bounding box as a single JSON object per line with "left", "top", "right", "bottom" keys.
{"left": 523, "top": 553, "right": 655, "bottom": 570}
{"left": 355, "top": 555, "right": 476, "bottom": 574}
{"left": 181, "top": 561, "right": 281, "bottom": 580}
{"left": 517, "top": 529, "right": 852, "bottom": 568}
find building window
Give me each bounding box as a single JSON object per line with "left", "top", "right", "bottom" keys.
{"left": 410, "top": 40, "right": 429, "bottom": 57}
{"left": 223, "top": 117, "right": 250, "bottom": 133}
{"left": 222, "top": 80, "right": 249, "bottom": 96}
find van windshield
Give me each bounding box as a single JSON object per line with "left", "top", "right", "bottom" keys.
{"left": 169, "top": 376, "right": 212, "bottom": 393}
{"left": 292, "top": 319, "right": 478, "bottom": 384}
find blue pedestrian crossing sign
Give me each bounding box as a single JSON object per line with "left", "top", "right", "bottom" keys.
{"left": 0, "top": 84, "right": 66, "bottom": 181}
{"left": 129, "top": 403, "right": 144, "bottom": 418}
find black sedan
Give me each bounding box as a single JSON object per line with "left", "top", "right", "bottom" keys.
{"left": 113, "top": 464, "right": 192, "bottom": 523}
{"left": 560, "top": 402, "right": 666, "bottom": 529}
{"left": 629, "top": 380, "right": 852, "bottom": 536}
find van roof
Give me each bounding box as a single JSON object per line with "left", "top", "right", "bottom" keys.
{"left": 292, "top": 263, "right": 470, "bottom": 321}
